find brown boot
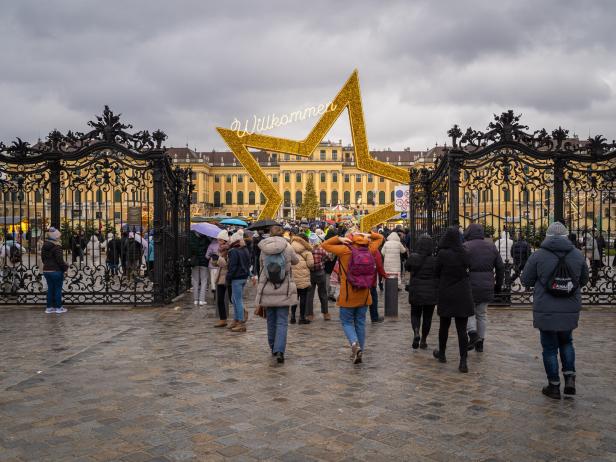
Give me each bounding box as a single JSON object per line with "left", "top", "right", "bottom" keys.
{"left": 231, "top": 322, "right": 246, "bottom": 332}
{"left": 227, "top": 320, "right": 239, "bottom": 330}
{"left": 323, "top": 313, "right": 331, "bottom": 321}
{"left": 214, "top": 320, "right": 228, "bottom": 328}
{"left": 307, "top": 315, "right": 314, "bottom": 321}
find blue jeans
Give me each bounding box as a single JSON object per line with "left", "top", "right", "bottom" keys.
{"left": 339, "top": 306, "right": 368, "bottom": 350}
{"left": 231, "top": 279, "right": 247, "bottom": 321}
{"left": 266, "top": 307, "right": 289, "bottom": 354}
{"left": 43, "top": 271, "right": 64, "bottom": 309}
{"left": 369, "top": 287, "right": 379, "bottom": 321}
{"left": 540, "top": 330, "right": 575, "bottom": 384}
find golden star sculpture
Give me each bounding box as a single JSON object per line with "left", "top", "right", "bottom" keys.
{"left": 216, "top": 70, "right": 408, "bottom": 231}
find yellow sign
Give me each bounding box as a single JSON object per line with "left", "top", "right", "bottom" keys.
{"left": 216, "top": 70, "right": 408, "bottom": 231}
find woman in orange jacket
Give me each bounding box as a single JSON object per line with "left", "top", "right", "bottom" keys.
{"left": 322, "top": 231, "right": 384, "bottom": 364}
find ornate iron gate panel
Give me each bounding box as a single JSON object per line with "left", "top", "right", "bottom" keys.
{"left": 411, "top": 111, "right": 616, "bottom": 305}
{"left": 0, "top": 107, "right": 191, "bottom": 305}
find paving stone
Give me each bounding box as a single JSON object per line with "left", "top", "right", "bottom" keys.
{"left": 0, "top": 293, "right": 615, "bottom": 461}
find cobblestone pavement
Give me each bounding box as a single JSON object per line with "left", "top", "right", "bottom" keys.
{"left": 1, "top": 289, "right": 616, "bottom": 462}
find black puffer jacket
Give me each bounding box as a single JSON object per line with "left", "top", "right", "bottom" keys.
{"left": 405, "top": 234, "right": 437, "bottom": 306}
{"left": 435, "top": 227, "right": 474, "bottom": 318}
{"left": 189, "top": 231, "right": 210, "bottom": 267}
{"left": 463, "top": 224, "right": 505, "bottom": 303}
{"left": 41, "top": 241, "right": 69, "bottom": 272}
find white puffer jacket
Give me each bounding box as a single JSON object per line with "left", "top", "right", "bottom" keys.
{"left": 381, "top": 232, "right": 407, "bottom": 274}
{"left": 495, "top": 231, "right": 513, "bottom": 263}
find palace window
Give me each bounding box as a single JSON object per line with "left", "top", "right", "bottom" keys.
{"left": 284, "top": 154, "right": 290, "bottom": 161}
{"left": 356, "top": 174, "right": 361, "bottom": 182}
{"left": 368, "top": 174, "right": 373, "bottom": 183}
{"left": 344, "top": 174, "right": 350, "bottom": 183}
{"left": 260, "top": 192, "right": 266, "bottom": 204}
{"left": 284, "top": 191, "right": 291, "bottom": 207}
{"left": 296, "top": 172, "right": 302, "bottom": 182}
{"left": 214, "top": 175, "right": 220, "bottom": 183}
{"left": 284, "top": 172, "right": 290, "bottom": 183}
{"left": 272, "top": 174, "right": 278, "bottom": 183}
{"left": 332, "top": 150, "right": 337, "bottom": 160}
{"left": 320, "top": 150, "right": 326, "bottom": 161}
{"left": 237, "top": 191, "right": 244, "bottom": 205}
{"left": 226, "top": 175, "right": 232, "bottom": 183}
{"left": 249, "top": 191, "right": 255, "bottom": 205}
{"left": 320, "top": 191, "right": 327, "bottom": 207}
{"left": 225, "top": 191, "right": 232, "bottom": 205}
{"left": 295, "top": 191, "right": 302, "bottom": 205}
{"left": 332, "top": 172, "right": 338, "bottom": 183}
{"left": 320, "top": 172, "right": 326, "bottom": 182}
{"left": 238, "top": 175, "right": 243, "bottom": 183}
{"left": 344, "top": 191, "right": 350, "bottom": 205}
{"left": 379, "top": 191, "right": 385, "bottom": 204}
{"left": 355, "top": 191, "right": 362, "bottom": 204}
{"left": 331, "top": 191, "right": 338, "bottom": 205}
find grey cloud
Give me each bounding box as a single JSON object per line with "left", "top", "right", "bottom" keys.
{"left": 0, "top": 0, "right": 614, "bottom": 151}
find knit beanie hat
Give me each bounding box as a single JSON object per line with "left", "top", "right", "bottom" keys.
{"left": 546, "top": 221, "right": 568, "bottom": 237}
{"left": 47, "top": 227, "right": 61, "bottom": 241}
{"left": 216, "top": 230, "right": 229, "bottom": 241}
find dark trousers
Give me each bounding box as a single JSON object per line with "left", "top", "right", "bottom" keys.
{"left": 307, "top": 270, "right": 328, "bottom": 316}
{"left": 43, "top": 271, "right": 64, "bottom": 309}
{"left": 539, "top": 330, "right": 575, "bottom": 384}
{"left": 411, "top": 304, "right": 435, "bottom": 339}
{"left": 438, "top": 316, "right": 468, "bottom": 358}
{"left": 216, "top": 284, "right": 228, "bottom": 320}
{"left": 291, "top": 287, "right": 309, "bottom": 320}
{"left": 369, "top": 286, "right": 380, "bottom": 321}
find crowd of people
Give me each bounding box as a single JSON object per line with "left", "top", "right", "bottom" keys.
{"left": 30, "top": 217, "right": 592, "bottom": 399}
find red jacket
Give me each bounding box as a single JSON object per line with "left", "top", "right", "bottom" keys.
{"left": 372, "top": 249, "right": 387, "bottom": 288}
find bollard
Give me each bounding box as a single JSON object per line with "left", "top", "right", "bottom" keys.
{"left": 384, "top": 276, "right": 398, "bottom": 318}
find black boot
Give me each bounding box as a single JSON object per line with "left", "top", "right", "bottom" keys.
{"left": 475, "top": 340, "right": 483, "bottom": 353}
{"left": 467, "top": 331, "right": 479, "bottom": 351}
{"left": 276, "top": 352, "right": 285, "bottom": 364}
{"left": 459, "top": 355, "right": 468, "bottom": 373}
{"left": 564, "top": 375, "right": 576, "bottom": 395}
{"left": 412, "top": 328, "right": 420, "bottom": 349}
{"left": 542, "top": 383, "right": 561, "bottom": 400}
{"left": 433, "top": 349, "right": 446, "bottom": 363}
{"left": 419, "top": 338, "right": 428, "bottom": 350}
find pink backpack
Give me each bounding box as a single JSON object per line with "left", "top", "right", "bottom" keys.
{"left": 342, "top": 245, "right": 376, "bottom": 292}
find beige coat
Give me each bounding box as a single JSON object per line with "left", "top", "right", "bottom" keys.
{"left": 291, "top": 237, "right": 314, "bottom": 289}
{"left": 256, "top": 236, "right": 299, "bottom": 307}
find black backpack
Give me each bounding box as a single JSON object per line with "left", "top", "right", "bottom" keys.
{"left": 9, "top": 244, "right": 22, "bottom": 264}
{"left": 543, "top": 248, "right": 578, "bottom": 297}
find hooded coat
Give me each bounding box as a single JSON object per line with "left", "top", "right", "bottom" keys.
{"left": 381, "top": 232, "right": 407, "bottom": 274}
{"left": 405, "top": 234, "right": 438, "bottom": 306}
{"left": 256, "top": 236, "right": 300, "bottom": 307}
{"left": 290, "top": 236, "right": 314, "bottom": 289}
{"left": 87, "top": 235, "right": 101, "bottom": 262}
{"left": 434, "top": 227, "right": 474, "bottom": 318}
{"left": 189, "top": 231, "right": 210, "bottom": 267}
{"left": 495, "top": 231, "right": 513, "bottom": 263}
{"left": 463, "top": 224, "right": 505, "bottom": 303}
{"left": 521, "top": 235, "right": 589, "bottom": 331}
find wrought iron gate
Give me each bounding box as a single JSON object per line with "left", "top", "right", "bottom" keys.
{"left": 0, "top": 106, "right": 192, "bottom": 305}
{"left": 410, "top": 111, "right": 616, "bottom": 305}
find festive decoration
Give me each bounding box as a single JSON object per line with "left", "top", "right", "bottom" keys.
{"left": 296, "top": 174, "right": 320, "bottom": 220}
{"left": 216, "top": 70, "right": 408, "bottom": 229}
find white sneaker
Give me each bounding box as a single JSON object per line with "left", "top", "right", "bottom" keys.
{"left": 194, "top": 301, "right": 199, "bottom": 305}
{"left": 45, "top": 307, "right": 55, "bottom": 314}
{"left": 199, "top": 301, "right": 207, "bottom": 306}
{"left": 55, "top": 307, "right": 67, "bottom": 314}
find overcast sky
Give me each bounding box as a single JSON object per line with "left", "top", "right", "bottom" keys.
{"left": 1, "top": 0, "right": 614, "bottom": 152}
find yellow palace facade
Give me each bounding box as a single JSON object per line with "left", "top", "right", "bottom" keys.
{"left": 169, "top": 141, "right": 441, "bottom": 219}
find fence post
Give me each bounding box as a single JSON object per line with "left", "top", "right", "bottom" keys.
{"left": 553, "top": 155, "right": 565, "bottom": 224}
{"left": 409, "top": 169, "right": 416, "bottom": 247}
{"left": 49, "top": 160, "right": 61, "bottom": 229}
{"left": 448, "top": 152, "right": 461, "bottom": 227}
{"left": 152, "top": 157, "right": 166, "bottom": 304}
{"left": 172, "top": 171, "right": 181, "bottom": 299}
{"left": 422, "top": 168, "right": 433, "bottom": 236}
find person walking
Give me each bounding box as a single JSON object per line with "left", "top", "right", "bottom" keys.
{"left": 433, "top": 227, "right": 474, "bottom": 373}
{"left": 255, "top": 225, "right": 299, "bottom": 363}
{"left": 189, "top": 229, "right": 210, "bottom": 306}
{"left": 521, "top": 222, "right": 588, "bottom": 399}
{"left": 103, "top": 233, "right": 122, "bottom": 276}
{"left": 290, "top": 235, "right": 314, "bottom": 324}
{"left": 381, "top": 231, "right": 407, "bottom": 288}
{"left": 323, "top": 228, "right": 338, "bottom": 301}
{"left": 0, "top": 233, "right": 23, "bottom": 292}
{"left": 369, "top": 244, "right": 387, "bottom": 323}
{"left": 511, "top": 233, "right": 532, "bottom": 283}
{"left": 463, "top": 223, "right": 505, "bottom": 353}
{"left": 212, "top": 240, "right": 230, "bottom": 328}
{"left": 70, "top": 230, "right": 86, "bottom": 265}
{"left": 226, "top": 232, "right": 251, "bottom": 332}
{"left": 405, "top": 234, "right": 438, "bottom": 350}
{"left": 123, "top": 232, "right": 143, "bottom": 282}
{"left": 86, "top": 234, "right": 101, "bottom": 267}
{"left": 306, "top": 233, "right": 331, "bottom": 321}
{"left": 206, "top": 230, "right": 228, "bottom": 297}
{"left": 322, "top": 231, "right": 384, "bottom": 364}
{"left": 41, "top": 227, "right": 69, "bottom": 314}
